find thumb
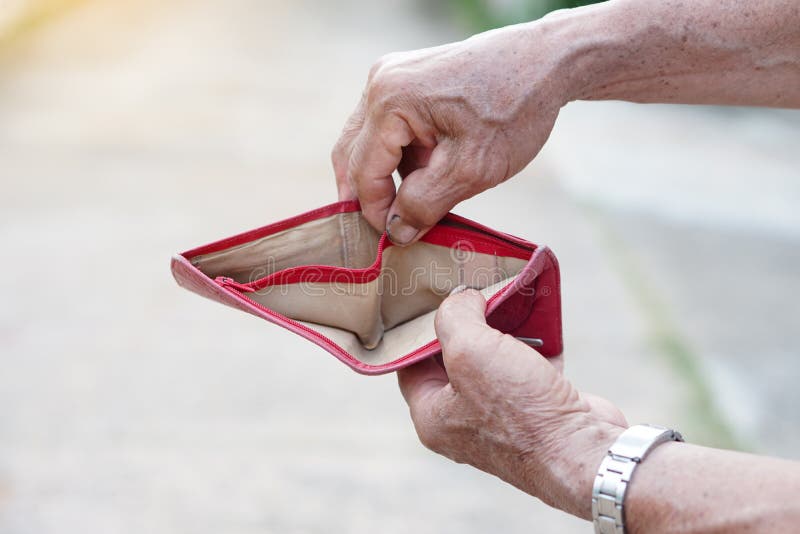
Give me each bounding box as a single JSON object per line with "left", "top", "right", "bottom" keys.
{"left": 385, "top": 141, "right": 465, "bottom": 246}
{"left": 435, "top": 289, "right": 545, "bottom": 384}
{"left": 434, "top": 288, "right": 490, "bottom": 357}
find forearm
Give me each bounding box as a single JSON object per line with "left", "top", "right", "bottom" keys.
{"left": 539, "top": 0, "right": 800, "bottom": 107}
{"left": 543, "top": 425, "right": 800, "bottom": 532}
{"left": 624, "top": 441, "right": 800, "bottom": 533}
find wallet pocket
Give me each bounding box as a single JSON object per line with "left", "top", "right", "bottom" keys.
{"left": 240, "top": 235, "right": 387, "bottom": 349}
{"left": 174, "top": 200, "right": 563, "bottom": 374}
{"left": 194, "top": 211, "right": 533, "bottom": 351}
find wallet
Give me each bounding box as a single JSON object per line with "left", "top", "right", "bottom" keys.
{"left": 171, "top": 200, "right": 563, "bottom": 375}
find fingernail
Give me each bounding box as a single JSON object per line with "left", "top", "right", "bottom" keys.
{"left": 386, "top": 215, "right": 419, "bottom": 246}
{"left": 449, "top": 284, "right": 467, "bottom": 296}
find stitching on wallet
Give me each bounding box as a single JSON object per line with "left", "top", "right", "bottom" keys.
{"left": 338, "top": 213, "right": 351, "bottom": 269}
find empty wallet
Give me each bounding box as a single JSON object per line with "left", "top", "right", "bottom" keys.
{"left": 171, "top": 200, "right": 563, "bottom": 375}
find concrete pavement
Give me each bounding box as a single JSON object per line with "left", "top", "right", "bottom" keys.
{"left": 543, "top": 101, "right": 800, "bottom": 456}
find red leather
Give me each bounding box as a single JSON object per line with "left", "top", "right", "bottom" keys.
{"left": 171, "top": 201, "right": 563, "bottom": 375}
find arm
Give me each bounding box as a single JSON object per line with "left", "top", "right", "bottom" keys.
{"left": 400, "top": 289, "right": 800, "bottom": 532}
{"left": 332, "top": 0, "right": 800, "bottom": 244}
{"left": 626, "top": 441, "right": 800, "bottom": 532}
{"left": 556, "top": 0, "right": 800, "bottom": 107}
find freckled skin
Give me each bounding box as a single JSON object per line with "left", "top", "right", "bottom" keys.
{"left": 332, "top": 0, "right": 799, "bottom": 240}
{"left": 333, "top": 1, "right": 800, "bottom": 531}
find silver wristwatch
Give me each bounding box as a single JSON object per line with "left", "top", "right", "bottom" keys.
{"left": 592, "top": 424, "right": 684, "bottom": 534}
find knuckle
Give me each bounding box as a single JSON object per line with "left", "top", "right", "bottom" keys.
{"left": 396, "top": 188, "right": 441, "bottom": 228}
{"left": 368, "top": 79, "right": 399, "bottom": 111}
{"left": 366, "top": 60, "right": 408, "bottom": 110}
{"left": 347, "top": 138, "right": 367, "bottom": 179}
{"left": 368, "top": 52, "right": 400, "bottom": 80}
{"left": 434, "top": 298, "right": 457, "bottom": 331}
{"left": 330, "top": 140, "right": 345, "bottom": 164}
{"left": 411, "top": 407, "right": 444, "bottom": 452}
{"left": 377, "top": 115, "right": 402, "bottom": 146}
{"left": 367, "top": 62, "right": 391, "bottom": 92}
{"left": 415, "top": 423, "right": 442, "bottom": 452}
{"left": 367, "top": 55, "right": 386, "bottom": 81}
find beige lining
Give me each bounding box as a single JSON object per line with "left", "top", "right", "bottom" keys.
{"left": 191, "top": 212, "right": 527, "bottom": 361}
{"left": 191, "top": 212, "right": 380, "bottom": 282}
{"left": 299, "top": 279, "right": 513, "bottom": 366}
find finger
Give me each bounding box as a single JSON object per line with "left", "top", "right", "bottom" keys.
{"left": 435, "top": 289, "right": 554, "bottom": 384}
{"left": 397, "top": 356, "right": 449, "bottom": 410}
{"left": 434, "top": 289, "right": 495, "bottom": 374}
{"left": 348, "top": 112, "right": 415, "bottom": 232}
{"left": 434, "top": 288, "right": 489, "bottom": 347}
{"left": 332, "top": 97, "right": 367, "bottom": 200}
{"left": 385, "top": 140, "right": 467, "bottom": 246}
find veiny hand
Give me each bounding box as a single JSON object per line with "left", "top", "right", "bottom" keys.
{"left": 397, "top": 289, "right": 628, "bottom": 519}
{"left": 332, "top": 23, "right": 569, "bottom": 245}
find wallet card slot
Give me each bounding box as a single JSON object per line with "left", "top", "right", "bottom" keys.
{"left": 190, "top": 211, "right": 380, "bottom": 283}
{"left": 243, "top": 233, "right": 387, "bottom": 291}
{"left": 242, "top": 223, "right": 530, "bottom": 290}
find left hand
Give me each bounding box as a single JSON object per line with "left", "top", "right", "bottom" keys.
{"left": 397, "top": 289, "right": 628, "bottom": 518}
{"left": 331, "top": 23, "right": 566, "bottom": 245}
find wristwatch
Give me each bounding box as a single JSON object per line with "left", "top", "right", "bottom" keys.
{"left": 592, "top": 424, "right": 684, "bottom": 534}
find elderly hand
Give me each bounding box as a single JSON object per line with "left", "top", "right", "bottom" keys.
{"left": 331, "top": 23, "right": 568, "bottom": 245}
{"left": 397, "top": 289, "right": 627, "bottom": 518}
{"left": 335, "top": 0, "right": 800, "bottom": 527}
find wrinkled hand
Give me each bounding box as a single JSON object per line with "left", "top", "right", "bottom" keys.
{"left": 336, "top": 20, "right": 626, "bottom": 519}
{"left": 397, "top": 289, "right": 628, "bottom": 519}
{"left": 332, "top": 23, "right": 567, "bottom": 245}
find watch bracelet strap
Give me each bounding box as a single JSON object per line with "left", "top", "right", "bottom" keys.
{"left": 592, "top": 424, "right": 684, "bottom": 534}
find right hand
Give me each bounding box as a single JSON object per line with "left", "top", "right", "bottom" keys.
{"left": 331, "top": 22, "right": 569, "bottom": 245}
{"left": 397, "top": 289, "right": 628, "bottom": 519}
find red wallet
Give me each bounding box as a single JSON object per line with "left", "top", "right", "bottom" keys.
{"left": 171, "top": 200, "right": 563, "bottom": 375}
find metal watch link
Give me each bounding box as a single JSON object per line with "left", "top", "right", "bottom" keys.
{"left": 592, "top": 424, "right": 684, "bottom": 534}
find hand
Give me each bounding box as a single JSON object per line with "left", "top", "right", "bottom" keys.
{"left": 332, "top": 23, "right": 568, "bottom": 245}
{"left": 397, "top": 289, "right": 628, "bottom": 519}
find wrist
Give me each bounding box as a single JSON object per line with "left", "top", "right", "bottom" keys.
{"left": 533, "top": 0, "right": 676, "bottom": 104}
{"left": 557, "top": 421, "right": 626, "bottom": 520}
{"left": 533, "top": 1, "right": 632, "bottom": 103}
{"left": 520, "top": 418, "right": 625, "bottom": 519}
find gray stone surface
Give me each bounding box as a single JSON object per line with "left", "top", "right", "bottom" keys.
{"left": 0, "top": 1, "right": 797, "bottom": 533}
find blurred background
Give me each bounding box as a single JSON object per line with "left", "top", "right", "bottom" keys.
{"left": 1, "top": 0, "right": 798, "bottom": 532}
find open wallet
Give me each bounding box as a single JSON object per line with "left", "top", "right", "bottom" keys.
{"left": 171, "top": 200, "right": 563, "bottom": 375}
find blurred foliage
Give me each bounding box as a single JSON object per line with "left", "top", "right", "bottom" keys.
{"left": 447, "top": 0, "right": 601, "bottom": 31}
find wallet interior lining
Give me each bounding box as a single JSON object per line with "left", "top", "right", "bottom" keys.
{"left": 300, "top": 278, "right": 514, "bottom": 366}
{"left": 191, "top": 211, "right": 380, "bottom": 282}
{"left": 190, "top": 211, "right": 531, "bottom": 362}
